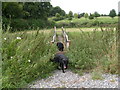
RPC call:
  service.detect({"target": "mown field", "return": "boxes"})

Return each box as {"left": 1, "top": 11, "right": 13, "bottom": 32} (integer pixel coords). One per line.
{"left": 2, "top": 27, "right": 118, "bottom": 88}
{"left": 49, "top": 16, "right": 118, "bottom": 28}
{"left": 3, "top": 16, "right": 118, "bottom": 32}
{"left": 55, "top": 16, "right": 118, "bottom": 24}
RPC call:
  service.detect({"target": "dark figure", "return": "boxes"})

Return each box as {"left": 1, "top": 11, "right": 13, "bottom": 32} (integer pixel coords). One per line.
{"left": 50, "top": 53, "right": 69, "bottom": 73}
{"left": 56, "top": 42, "right": 64, "bottom": 51}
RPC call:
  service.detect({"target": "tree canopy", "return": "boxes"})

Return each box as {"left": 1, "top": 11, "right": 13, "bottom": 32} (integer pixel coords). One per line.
{"left": 49, "top": 6, "right": 66, "bottom": 16}
{"left": 68, "top": 11, "right": 73, "bottom": 17}
{"left": 2, "top": 2, "right": 52, "bottom": 20}
{"left": 94, "top": 12, "right": 100, "bottom": 18}
{"left": 84, "top": 13, "right": 88, "bottom": 19}
{"left": 109, "top": 9, "right": 116, "bottom": 18}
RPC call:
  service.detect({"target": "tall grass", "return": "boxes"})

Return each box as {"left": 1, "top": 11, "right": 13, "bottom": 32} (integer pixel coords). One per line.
{"left": 2, "top": 30, "right": 57, "bottom": 88}
{"left": 67, "top": 27, "right": 118, "bottom": 74}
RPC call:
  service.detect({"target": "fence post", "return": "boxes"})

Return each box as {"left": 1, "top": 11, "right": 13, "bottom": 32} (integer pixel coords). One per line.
{"left": 61, "top": 27, "right": 70, "bottom": 49}
{"left": 51, "top": 26, "right": 56, "bottom": 43}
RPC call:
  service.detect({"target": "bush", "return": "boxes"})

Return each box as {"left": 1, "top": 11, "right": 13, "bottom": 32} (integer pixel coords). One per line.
{"left": 53, "top": 16, "right": 65, "bottom": 21}
{"left": 92, "top": 20, "right": 100, "bottom": 26}
{"left": 56, "top": 22, "right": 69, "bottom": 28}
{"left": 89, "top": 15, "right": 94, "bottom": 19}
{"left": 68, "top": 17, "right": 72, "bottom": 20}
{"left": 2, "top": 18, "right": 55, "bottom": 32}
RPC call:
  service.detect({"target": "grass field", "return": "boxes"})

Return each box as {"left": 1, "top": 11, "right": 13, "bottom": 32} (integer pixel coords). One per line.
{"left": 54, "top": 16, "right": 118, "bottom": 23}
{"left": 48, "top": 16, "right": 118, "bottom": 28}
{"left": 2, "top": 27, "right": 118, "bottom": 88}
{"left": 17, "top": 27, "right": 116, "bottom": 34}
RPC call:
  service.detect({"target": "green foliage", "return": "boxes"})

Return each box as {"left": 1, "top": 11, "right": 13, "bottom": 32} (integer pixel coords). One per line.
{"left": 89, "top": 14, "right": 94, "bottom": 19}
{"left": 94, "top": 12, "right": 100, "bottom": 18}
{"left": 68, "top": 11, "right": 73, "bottom": 18}
{"left": 2, "top": 2, "right": 23, "bottom": 18}
{"left": 55, "top": 13, "right": 60, "bottom": 18}
{"left": 2, "top": 2, "right": 54, "bottom": 32}
{"left": 53, "top": 16, "right": 65, "bottom": 21}
{"left": 109, "top": 9, "right": 116, "bottom": 18}
{"left": 118, "top": 12, "right": 120, "bottom": 16}
{"left": 2, "top": 27, "right": 117, "bottom": 88}
{"left": 23, "top": 2, "right": 52, "bottom": 19}
{"left": 91, "top": 70, "right": 104, "bottom": 80}
{"left": 66, "top": 28, "right": 117, "bottom": 74}
{"left": 2, "top": 31, "right": 57, "bottom": 88}
{"left": 2, "top": 2, "right": 52, "bottom": 20}
{"left": 84, "top": 13, "right": 89, "bottom": 19}
{"left": 77, "top": 13, "right": 85, "bottom": 18}
{"left": 68, "top": 17, "right": 72, "bottom": 20}
{"left": 49, "top": 6, "right": 66, "bottom": 16}
{"left": 55, "top": 16, "right": 118, "bottom": 28}
{"left": 74, "top": 13, "right": 78, "bottom": 18}
{"left": 2, "top": 18, "right": 55, "bottom": 32}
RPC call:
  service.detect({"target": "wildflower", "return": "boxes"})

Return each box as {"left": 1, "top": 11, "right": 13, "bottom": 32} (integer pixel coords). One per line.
{"left": 11, "top": 56, "right": 13, "bottom": 59}
{"left": 71, "top": 21, "right": 73, "bottom": 22}
{"left": 16, "top": 37, "right": 21, "bottom": 40}
{"left": 28, "top": 60, "right": 31, "bottom": 62}
{"left": 28, "top": 49, "right": 30, "bottom": 51}
{"left": 4, "top": 38, "right": 6, "bottom": 40}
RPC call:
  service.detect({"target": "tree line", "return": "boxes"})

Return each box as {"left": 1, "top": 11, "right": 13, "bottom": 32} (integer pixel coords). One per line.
{"left": 2, "top": 2, "right": 66, "bottom": 19}
{"left": 3, "top": 2, "right": 118, "bottom": 19}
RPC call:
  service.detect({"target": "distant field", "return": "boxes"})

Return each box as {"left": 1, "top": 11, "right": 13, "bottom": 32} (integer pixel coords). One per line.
{"left": 55, "top": 16, "right": 118, "bottom": 24}
{"left": 19, "top": 27, "right": 116, "bottom": 34}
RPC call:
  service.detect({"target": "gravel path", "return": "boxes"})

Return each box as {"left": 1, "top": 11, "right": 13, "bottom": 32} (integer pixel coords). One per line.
{"left": 28, "top": 70, "right": 118, "bottom": 88}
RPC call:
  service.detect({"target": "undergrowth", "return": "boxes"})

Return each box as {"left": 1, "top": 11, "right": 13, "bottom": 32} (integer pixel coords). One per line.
{"left": 2, "top": 30, "right": 57, "bottom": 88}
{"left": 67, "top": 27, "right": 118, "bottom": 75}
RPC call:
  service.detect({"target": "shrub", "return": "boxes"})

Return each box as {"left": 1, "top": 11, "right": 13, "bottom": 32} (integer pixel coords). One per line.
{"left": 68, "top": 17, "right": 72, "bottom": 20}
{"left": 53, "top": 16, "right": 65, "bottom": 21}
{"left": 89, "top": 15, "right": 94, "bottom": 19}
{"left": 92, "top": 20, "right": 99, "bottom": 26}
{"left": 2, "top": 18, "right": 55, "bottom": 32}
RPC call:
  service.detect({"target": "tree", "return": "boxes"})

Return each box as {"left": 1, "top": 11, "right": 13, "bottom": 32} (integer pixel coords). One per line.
{"left": 109, "top": 9, "right": 116, "bottom": 18}
{"left": 84, "top": 13, "right": 88, "bottom": 19}
{"left": 80, "top": 13, "right": 85, "bottom": 17}
{"left": 23, "top": 2, "right": 52, "bottom": 19}
{"left": 55, "top": 13, "right": 60, "bottom": 18}
{"left": 49, "top": 6, "right": 66, "bottom": 16}
{"left": 65, "top": 14, "right": 69, "bottom": 18}
{"left": 94, "top": 12, "right": 100, "bottom": 18}
{"left": 118, "top": 12, "right": 120, "bottom": 16}
{"left": 78, "top": 14, "right": 81, "bottom": 18}
{"left": 2, "top": 2, "right": 23, "bottom": 18}
{"left": 68, "top": 11, "right": 73, "bottom": 17}
{"left": 101, "top": 14, "right": 104, "bottom": 16}
{"left": 89, "top": 13, "right": 94, "bottom": 19}
{"left": 78, "top": 13, "right": 85, "bottom": 18}
{"left": 74, "top": 13, "right": 78, "bottom": 18}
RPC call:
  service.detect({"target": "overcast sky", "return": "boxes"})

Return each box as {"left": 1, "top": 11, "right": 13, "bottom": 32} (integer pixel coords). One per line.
{"left": 50, "top": 0, "right": 120, "bottom": 15}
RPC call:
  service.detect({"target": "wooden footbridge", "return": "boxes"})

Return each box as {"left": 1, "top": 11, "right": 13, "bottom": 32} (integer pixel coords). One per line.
{"left": 51, "top": 26, "right": 70, "bottom": 50}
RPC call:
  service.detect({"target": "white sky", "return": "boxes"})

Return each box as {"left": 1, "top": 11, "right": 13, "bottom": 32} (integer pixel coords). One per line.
{"left": 50, "top": 0, "right": 120, "bottom": 15}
